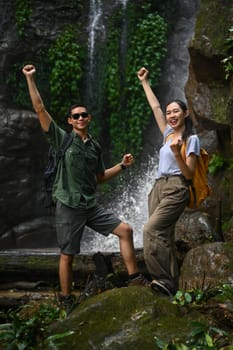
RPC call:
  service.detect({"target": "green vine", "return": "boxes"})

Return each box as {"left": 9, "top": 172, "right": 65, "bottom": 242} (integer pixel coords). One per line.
{"left": 6, "top": 62, "right": 32, "bottom": 109}
{"left": 104, "top": 6, "right": 168, "bottom": 161}
{"left": 48, "top": 26, "right": 84, "bottom": 123}
{"left": 125, "top": 12, "right": 167, "bottom": 157}
{"left": 6, "top": 51, "right": 51, "bottom": 109}
{"left": 208, "top": 154, "right": 233, "bottom": 175}
{"left": 103, "top": 9, "right": 123, "bottom": 161}
{"left": 221, "top": 6, "right": 233, "bottom": 80}
{"left": 6, "top": 26, "right": 83, "bottom": 120}
{"left": 208, "top": 154, "right": 226, "bottom": 175}
{"left": 15, "top": 0, "right": 32, "bottom": 37}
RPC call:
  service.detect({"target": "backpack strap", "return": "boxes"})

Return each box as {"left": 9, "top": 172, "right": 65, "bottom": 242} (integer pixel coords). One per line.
{"left": 57, "top": 132, "right": 74, "bottom": 175}
{"left": 181, "top": 141, "right": 197, "bottom": 207}
{"left": 90, "top": 138, "right": 101, "bottom": 152}
{"left": 47, "top": 132, "right": 73, "bottom": 164}
{"left": 57, "top": 132, "right": 74, "bottom": 159}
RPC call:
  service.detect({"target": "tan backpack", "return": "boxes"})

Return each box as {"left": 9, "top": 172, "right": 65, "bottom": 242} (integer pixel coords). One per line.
{"left": 181, "top": 143, "right": 212, "bottom": 209}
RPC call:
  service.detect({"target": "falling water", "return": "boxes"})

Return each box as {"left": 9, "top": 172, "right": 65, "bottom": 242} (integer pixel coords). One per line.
{"left": 81, "top": 155, "right": 159, "bottom": 252}
{"left": 119, "top": 0, "right": 128, "bottom": 9}
{"left": 87, "top": 0, "right": 104, "bottom": 86}
{"left": 119, "top": 0, "right": 128, "bottom": 76}
{"left": 88, "top": 0, "right": 102, "bottom": 71}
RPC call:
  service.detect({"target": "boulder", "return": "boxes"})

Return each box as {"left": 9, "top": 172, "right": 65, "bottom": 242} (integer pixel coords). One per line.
{"left": 179, "top": 242, "right": 233, "bottom": 291}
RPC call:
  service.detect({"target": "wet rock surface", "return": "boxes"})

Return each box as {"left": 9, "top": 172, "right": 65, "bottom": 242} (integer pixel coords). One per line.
{"left": 48, "top": 286, "right": 233, "bottom": 350}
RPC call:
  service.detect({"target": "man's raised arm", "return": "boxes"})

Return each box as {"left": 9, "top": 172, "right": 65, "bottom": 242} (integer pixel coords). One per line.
{"left": 22, "top": 64, "right": 52, "bottom": 132}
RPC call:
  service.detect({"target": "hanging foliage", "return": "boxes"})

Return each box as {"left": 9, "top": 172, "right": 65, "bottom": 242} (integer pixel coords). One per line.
{"left": 104, "top": 10, "right": 168, "bottom": 161}
{"left": 48, "top": 26, "right": 84, "bottom": 123}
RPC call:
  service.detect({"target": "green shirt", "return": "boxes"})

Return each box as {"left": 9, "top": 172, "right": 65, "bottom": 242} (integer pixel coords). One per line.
{"left": 45, "top": 120, "right": 105, "bottom": 208}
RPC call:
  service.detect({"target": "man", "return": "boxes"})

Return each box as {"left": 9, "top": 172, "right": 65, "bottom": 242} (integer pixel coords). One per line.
{"left": 22, "top": 64, "right": 149, "bottom": 315}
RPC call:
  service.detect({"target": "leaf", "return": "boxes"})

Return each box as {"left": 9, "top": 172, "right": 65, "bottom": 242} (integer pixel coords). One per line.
{"left": 205, "top": 333, "right": 213, "bottom": 347}
{"left": 184, "top": 292, "right": 192, "bottom": 304}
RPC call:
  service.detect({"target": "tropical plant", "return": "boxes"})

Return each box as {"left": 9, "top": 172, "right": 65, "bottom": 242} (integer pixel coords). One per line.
{"left": 221, "top": 7, "right": 233, "bottom": 80}
{"left": 0, "top": 302, "right": 73, "bottom": 349}
{"left": 104, "top": 8, "right": 168, "bottom": 161}
{"left": 208, "top": 154, "right": 233, "bottom": 175}
{"left": 173, "top": 289, "right": 205, "bottom": 306}
{"left": 15, "top": 0, "right": 32, "bottom": 37}
{"left": 155, "top": 322, "right": 231, "bottom": 350}
{"left": 48, "top": 26, "right": 84, "bottom": 124}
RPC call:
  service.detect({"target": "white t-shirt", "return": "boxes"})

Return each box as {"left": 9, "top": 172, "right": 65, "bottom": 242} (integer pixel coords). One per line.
{"left": 156, "top": 126, "right": 200, "bottom": 179}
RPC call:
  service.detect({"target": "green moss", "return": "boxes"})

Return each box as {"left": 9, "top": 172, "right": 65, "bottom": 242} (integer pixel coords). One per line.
{"left": 2, "top": 284, "right": 232, "bottom": 349}
{"left": 223, "top": 242, "right": 233, "bottom": 256}
{"left": 15, "top": 0, "right": 32, "bottom": 37}
{"left": 194, "top": 0, "right": 232, "bottom": 55}
{"left": 48, "top": 287, "right": 208, "bottom": 349}
{"left": 59, "top": 288, "right": 156, "bottom": 349}
{"left": 0, "top": 255, "right": 59, "bottom": 273}
{"left": 209, "top": 83, "right": 229, "bottom": 123}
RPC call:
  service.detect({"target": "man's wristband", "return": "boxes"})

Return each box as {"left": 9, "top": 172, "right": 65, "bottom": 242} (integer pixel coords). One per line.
{"left": 120, "top": 163, "right": 127, "bottom": 170}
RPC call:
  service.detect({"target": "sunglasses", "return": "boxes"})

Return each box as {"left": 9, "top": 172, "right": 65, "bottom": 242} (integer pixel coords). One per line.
{"left": 71, "top": 112, "right": 89, "bottom": 119}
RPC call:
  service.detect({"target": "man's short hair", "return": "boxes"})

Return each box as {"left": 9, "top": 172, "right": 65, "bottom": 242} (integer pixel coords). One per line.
{"left": 66, "top": 103, "right": 89, "bottom": 117}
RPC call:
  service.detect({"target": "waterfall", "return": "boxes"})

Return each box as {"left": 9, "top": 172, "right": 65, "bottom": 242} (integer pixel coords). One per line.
{"left": 120, "top": 0, "right": 128, "bottom": 76}
{"left": 119, "top": 0, "right": 128, "bottom": 9}
{"left": 86, "top": 0, "right": 105, "bottom": 101}
{"left": 85, "top": 0, "right": 128, "bottom": 106}
{"left": 81, "top": 155, "right": 158, "bottom": 252}
{"left": 87, "top": 0, "right": 128, "bottom": 70}
{"left": 88, "top": 0, "right": 103, "bottom": 75}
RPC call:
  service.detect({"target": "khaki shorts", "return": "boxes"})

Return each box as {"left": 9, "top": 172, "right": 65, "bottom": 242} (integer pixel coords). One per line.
{"left": 55, "top": 201, "right": 121, "bottom": 254}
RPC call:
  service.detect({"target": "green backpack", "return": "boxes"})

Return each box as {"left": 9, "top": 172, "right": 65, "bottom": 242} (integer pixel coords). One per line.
{"left": 43, "top": 132, "right": 74, "bottom": 208}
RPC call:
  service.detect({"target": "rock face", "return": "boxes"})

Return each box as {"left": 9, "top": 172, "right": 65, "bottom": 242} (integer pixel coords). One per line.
{"left": 185, "top": 0, "right": 233, "bottom": 218}
{"left": 180, "top": 242, "right": 233, "bottom": 290}
{"left": 0, "top": 108, "right": 53, "bottom": 248}
{"left": 0, "top": 1, "right": 232, "bottom": 262}
{"left": 47, "top": 286, "right": 233, "bottom": 350}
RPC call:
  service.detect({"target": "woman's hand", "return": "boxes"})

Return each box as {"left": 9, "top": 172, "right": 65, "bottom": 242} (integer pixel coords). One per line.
{"left": 137, "top": 67, "right": 149, "bottom": 81}
{"left": 170, "top": 139, "right": 183, "bottom": 157}
{"left": 22, "top": 64, "right": 36, "bottom": 77}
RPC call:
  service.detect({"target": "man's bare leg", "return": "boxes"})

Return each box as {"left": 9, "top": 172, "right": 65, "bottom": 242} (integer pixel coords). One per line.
{"left": 113, "top": 222, "right": 149, "bottom": 286}
{"left": 59, "top": 253, "right": 74, "bottom": 296}
{"left": 113, "top": 222, "right": 141, "bottom": 275}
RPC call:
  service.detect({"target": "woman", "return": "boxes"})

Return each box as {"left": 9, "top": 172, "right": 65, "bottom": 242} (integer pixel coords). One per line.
{"left": 137, "top": 67, "right": 200, "bottom": 297}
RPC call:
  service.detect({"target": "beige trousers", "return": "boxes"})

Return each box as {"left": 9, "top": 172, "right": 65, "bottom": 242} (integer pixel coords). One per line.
{"left": 143, "top": 175, "right": 189, "bottom": 294}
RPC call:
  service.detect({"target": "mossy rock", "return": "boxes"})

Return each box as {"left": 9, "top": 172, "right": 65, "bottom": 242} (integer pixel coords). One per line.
{"left": 48, "top": 287, "right": 206, "bottom": 350}
{"left": 193, "top": 0, "right": 233, "bottom": 56}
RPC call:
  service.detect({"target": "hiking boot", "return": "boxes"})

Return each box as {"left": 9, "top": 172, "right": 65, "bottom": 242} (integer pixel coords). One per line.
{"left": 150, "top": 280, "right": 173, "bottom": 298}
{"left": 58, "top": 294, "right": 77, "bottom": 316}
{"left": 127, "top": 273, "right": 150, "bottom": 287}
